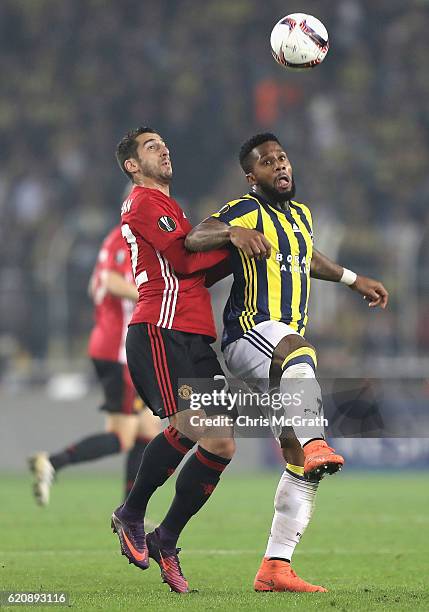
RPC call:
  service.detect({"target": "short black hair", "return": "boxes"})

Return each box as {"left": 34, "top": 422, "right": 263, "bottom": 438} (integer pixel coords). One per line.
{"left": 239, "top": 132, "right": 281, "bottom": 174}
{"left": 116, "top": 126, "right": 157, "bottom": 180}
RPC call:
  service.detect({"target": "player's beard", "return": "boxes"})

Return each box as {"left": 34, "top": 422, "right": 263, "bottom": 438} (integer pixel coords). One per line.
{"left": 141, "top": 159, "right": 173, "bottom": 184}
{"left": 261, "top": 176, "right": 296, "bottom": 203}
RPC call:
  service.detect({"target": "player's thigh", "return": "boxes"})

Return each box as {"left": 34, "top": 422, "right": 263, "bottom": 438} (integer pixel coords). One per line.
{"left": 224, "top": 322, "right": 308, "bottom": 446}
{"left": 136, "top": 407, "right": 161, "bottom": 439}
{"left": 191, "top": 335, "right": 230, "bottom": 402}
{"left": 190, "top": 335, "right": 235, "bottom": 456}
{"left": 169, "top": 409, "right": 206, "bottom": 442}
{"left": 224, "top": 320, "right": 301, "bottom": 392}
{"left": 106, "top": 413, "right": 139, "bottom": 450}
{"left": 167, "top": 336, "right": 233, "bottom": 445}
{"left": 126, "top": 323, "right": 198, "bottom": 421}
{"left": 270, "top": 334, "right": 316, "bottom": 387}
{"left": 191, "top": 336, "right": 224, "bottom": 379}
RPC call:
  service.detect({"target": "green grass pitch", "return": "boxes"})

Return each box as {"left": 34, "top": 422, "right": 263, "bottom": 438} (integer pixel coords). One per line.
{"left": 1, "top": 471, "right": 428, "bottom": 610}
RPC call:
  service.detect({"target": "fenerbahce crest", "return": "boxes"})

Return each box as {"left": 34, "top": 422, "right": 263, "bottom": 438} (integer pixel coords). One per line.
{"left": 158, "top": 216, "right": 177, "bottom": 232}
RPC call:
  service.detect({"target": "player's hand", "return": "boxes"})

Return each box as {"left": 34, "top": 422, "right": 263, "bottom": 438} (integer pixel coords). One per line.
{"left": 350, "top": 275, "right": 389, "bottom": 309}
{"left": 229, "top": 227, "right": 271, "bottom": 260}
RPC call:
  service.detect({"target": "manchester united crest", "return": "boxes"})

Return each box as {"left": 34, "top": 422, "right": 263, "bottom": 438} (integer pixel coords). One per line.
{"left": 178, "top": 384, "right": 193, "bottom": 400}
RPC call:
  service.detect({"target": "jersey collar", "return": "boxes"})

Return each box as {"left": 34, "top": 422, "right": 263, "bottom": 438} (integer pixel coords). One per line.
{"left": 248, "top": 189, "right": 291, "bottom": 214}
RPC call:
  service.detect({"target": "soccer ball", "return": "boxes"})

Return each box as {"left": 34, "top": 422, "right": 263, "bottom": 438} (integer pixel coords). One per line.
{"left": 270, "top": 13, "right": 329, "bottom": 70}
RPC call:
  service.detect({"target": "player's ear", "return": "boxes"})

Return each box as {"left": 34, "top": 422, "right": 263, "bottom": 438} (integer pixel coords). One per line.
{"left": 124, "top": 158, "right": 139, "bottom": 175}
{"left": 246, "top": 172, "right": 257, "bottom": 186}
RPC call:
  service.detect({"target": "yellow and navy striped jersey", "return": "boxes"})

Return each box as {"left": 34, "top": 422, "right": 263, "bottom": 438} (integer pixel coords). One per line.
{"left": 212, "top": 191, "right": 313, "bottom": 349}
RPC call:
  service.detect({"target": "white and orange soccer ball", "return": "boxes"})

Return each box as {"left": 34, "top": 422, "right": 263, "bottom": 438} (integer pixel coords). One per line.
{"left": 270, "top": 13, "right": 329, "bottom": 70}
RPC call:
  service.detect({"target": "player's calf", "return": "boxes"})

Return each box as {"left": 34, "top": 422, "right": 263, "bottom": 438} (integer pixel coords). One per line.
{"left": 279, "top": 347, "right": 345, "bottom": 478}
{"left": 156, "top": 445, "right": 232, "bottom": 550}
{"left": 198, "top": 436, "right": 235, "bottom": 460}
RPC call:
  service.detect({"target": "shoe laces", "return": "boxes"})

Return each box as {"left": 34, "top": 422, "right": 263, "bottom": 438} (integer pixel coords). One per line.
{"left": 311, "top": 441, "right": 334, "bottom": 454}
{"left": 279, "top": 563, "right": 297, "bottom": 578}
{"left": 174, "top": 548, "right": 184, "bottom": 576}
{"left": 130, "top": 521, "right": 146, "bottom": 548}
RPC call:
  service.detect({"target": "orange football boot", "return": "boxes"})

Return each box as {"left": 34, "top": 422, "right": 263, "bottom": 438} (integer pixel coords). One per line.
{"left": 304, "top": 439, "right": 344, "bottom": 480}
{"left": 254, "top": 558, "right": 327, "bottom": 593}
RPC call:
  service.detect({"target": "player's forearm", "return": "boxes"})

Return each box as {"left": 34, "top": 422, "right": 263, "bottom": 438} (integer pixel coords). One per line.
{"left": 185, "top": 218, "right": 232, "bottom": 252}
{"left": 164, "top": 238, "right": 229, "bottom": 275}
{"left": 310, "top": 249, "right": 344, "bottom": 282}
{"left": 204, "top": 257, "right": 232, "bottom": 288}
{"left": 103, "top": 271, "right": 139, "bottom": 301}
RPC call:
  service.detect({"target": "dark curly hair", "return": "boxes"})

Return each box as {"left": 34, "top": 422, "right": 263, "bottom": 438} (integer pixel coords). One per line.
{"left": 239, "top": 132, "right": 280, "bottom": 173}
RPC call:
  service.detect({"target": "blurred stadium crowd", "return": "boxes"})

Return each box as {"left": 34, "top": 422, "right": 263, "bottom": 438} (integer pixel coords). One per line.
{"left": 1, "top": 0, "right": 429, "bottom": 381}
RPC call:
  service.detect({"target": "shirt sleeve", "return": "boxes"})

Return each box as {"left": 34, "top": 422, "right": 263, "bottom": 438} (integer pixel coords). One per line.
{"left": 163, "top": 240, "right": 230, "bottom": 276}
{"left": 211, "top": 197, "right": 259, "bottom": 229}
{"left": 127, "top": 190, "right": 230, "bottom": 275}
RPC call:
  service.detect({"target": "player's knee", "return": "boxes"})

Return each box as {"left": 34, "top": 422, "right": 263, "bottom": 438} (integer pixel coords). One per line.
{"left": 200, "top": 438, "right": 235, "bottom": 460}
{"left": 137, "top": 408, "right": 161, "bottom": 440}
{"left": 281, "top": 343, "right": 317, "bottom": 379}
{"left": 281, "top": 363, "right": 322, "bottom": 409}
{"left": 106, "top": 423, "right": 135, "bottom": 451}
{"left": 283, "top": 362, "right": 315, "bottom": 379}
{"left": 115, "top": 431, "right": 134, "bottom": 451}
{"left": 169, "top": 411, "right": 204, "bottom": 443}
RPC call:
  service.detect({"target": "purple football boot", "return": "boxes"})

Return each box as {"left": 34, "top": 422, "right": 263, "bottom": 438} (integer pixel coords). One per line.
{"left": 146, "top": 528, "right": 190, "bottom": 593}
{"left": 111, "top": 505, "right": 149, "bottom": 570}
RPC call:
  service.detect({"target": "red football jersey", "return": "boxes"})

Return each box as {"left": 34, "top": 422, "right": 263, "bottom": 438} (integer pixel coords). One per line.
{"left": 121, "top": 185, "right": 228, "bottom": 340}
{"left": 88, "top": 226, "right": 135, "bottom": 363}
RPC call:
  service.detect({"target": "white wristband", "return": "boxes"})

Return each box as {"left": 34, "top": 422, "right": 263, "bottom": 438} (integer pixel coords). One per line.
{"left": 340, "top": 268, "right": 357, "bottom": 286}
